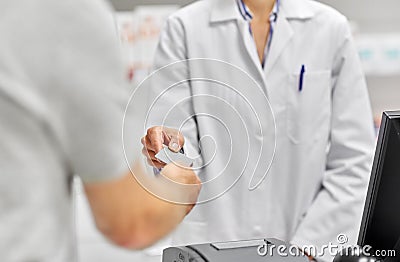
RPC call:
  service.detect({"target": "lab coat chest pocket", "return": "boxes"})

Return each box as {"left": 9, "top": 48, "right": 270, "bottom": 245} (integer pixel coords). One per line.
{"left": 286, "top": 70, "right": 331, "bottom": 144}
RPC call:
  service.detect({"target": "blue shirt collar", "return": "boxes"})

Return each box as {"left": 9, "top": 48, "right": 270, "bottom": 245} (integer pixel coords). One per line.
{"left": 210, "top": 0, "right": 314, "bottom": 24}
{"left": 236, "top": 0, "right": 280, "bottom": 22}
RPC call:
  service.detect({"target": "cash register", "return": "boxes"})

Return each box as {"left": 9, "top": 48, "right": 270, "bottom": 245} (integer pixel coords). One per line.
{"left": 162, "top": 238, "right": 308, "bottom": 262}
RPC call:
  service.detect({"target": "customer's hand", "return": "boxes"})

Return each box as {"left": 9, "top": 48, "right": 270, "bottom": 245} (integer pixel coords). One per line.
{"left": 131, "top": 162, "right": 201, "bottom": 247}
{"left": 160, "top": 163, "right": 201, "bottom": 214}
{"left": 141, "top": 126, "right": 185, "bottom": 169}
{"left": 85, "top": 160, "right": 201, "bottom": 250}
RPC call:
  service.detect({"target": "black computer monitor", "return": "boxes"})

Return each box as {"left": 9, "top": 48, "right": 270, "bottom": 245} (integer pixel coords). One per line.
{"left": 358, "top": 111, "right": 400, "bottom": 259}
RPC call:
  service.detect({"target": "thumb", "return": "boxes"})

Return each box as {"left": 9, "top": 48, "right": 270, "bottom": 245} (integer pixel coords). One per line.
{"left": 168, "top": 135, "right": 182, "bottom": 152}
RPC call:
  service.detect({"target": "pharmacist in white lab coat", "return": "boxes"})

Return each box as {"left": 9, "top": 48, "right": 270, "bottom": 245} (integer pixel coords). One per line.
{"left": 142, "top": 0, "right": 376, "bottom": 260}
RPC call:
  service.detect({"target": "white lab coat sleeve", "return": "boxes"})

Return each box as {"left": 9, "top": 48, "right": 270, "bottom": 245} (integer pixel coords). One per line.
{"left": 291, "top": 18, "right": 375, "bottom": 261}
{"left": 147, "top": 16, "right": 203, "bottom": 167}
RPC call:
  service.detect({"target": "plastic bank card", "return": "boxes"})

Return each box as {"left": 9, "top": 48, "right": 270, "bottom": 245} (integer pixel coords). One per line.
{"left": 155, "top": 146, "right": 194, "bottom": 167}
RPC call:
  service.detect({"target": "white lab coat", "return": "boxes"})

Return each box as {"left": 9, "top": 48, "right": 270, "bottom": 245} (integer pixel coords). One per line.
{"left": 146, "top": 0, "right": 376, "bottom": 260}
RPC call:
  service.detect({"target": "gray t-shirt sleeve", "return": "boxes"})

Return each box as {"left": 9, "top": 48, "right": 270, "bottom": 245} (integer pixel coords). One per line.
{"left": 0, "top": 1, "right": 142, "bottom": 259}
{"left": 52, "top": 1, "right": 138, "bottom": 183}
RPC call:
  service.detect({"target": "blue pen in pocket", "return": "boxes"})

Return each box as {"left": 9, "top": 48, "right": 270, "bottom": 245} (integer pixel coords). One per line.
{"left": 299, "top": 64, "right": 306, "bottom": 92}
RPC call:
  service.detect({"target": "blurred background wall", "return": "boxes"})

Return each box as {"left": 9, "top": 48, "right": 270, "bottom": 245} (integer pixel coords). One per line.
{"left": 319, "top": 0, "right": 400, "bottom": 33}
{"left": 111, "top": 0, "right": 195, "bottom": 9}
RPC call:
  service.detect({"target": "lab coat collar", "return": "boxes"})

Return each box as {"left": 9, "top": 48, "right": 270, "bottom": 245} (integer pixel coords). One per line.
{"left": 210, "top": 0, "right": 315, "bottom": 23}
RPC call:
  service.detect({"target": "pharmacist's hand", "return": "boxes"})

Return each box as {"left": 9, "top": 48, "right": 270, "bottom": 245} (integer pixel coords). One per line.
{"left": 141, "top": 126, "right": 185, "bottom": 169}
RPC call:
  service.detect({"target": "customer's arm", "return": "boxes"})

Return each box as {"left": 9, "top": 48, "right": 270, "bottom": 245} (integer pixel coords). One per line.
{"left": 50, "top": 1, "right": 201, "bottom": 249}
{"left": 84, "top": 163, "right": 201, "bottom": 249}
